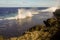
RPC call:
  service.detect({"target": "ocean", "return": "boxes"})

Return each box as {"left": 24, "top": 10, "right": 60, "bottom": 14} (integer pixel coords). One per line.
{"left": 0, "top": 7, "right": 54, "bottom": 37}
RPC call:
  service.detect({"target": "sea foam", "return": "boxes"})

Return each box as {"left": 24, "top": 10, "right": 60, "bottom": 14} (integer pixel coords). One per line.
{"left": 0, "top": 9, "right": 40, "bottom": 20}
{"left": 0, "top": 7, "right": 58, "bottom": 20}
{"left": 40, "top": 7, "right": 58, "bottom": 12}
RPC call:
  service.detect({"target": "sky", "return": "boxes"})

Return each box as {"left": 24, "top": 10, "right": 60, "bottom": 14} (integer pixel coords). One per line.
{"left": 0, "top": 0, "right": 59, "bottom": 7}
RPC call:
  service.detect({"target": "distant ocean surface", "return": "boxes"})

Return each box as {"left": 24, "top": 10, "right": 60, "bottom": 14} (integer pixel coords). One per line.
{"left": 0, "top": 7, "right": 48, "bottom": 18}
{"left": 0, "top": 7, "right": 54, "bottom": 37}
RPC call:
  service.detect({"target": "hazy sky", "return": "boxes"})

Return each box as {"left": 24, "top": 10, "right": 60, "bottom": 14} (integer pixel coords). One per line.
{"left": 0, "top": 0, "right": 58, "bottom": 7}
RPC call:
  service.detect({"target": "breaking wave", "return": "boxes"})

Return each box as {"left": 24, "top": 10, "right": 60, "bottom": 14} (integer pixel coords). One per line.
{"left": 40, "top": 7, "right": 58, "bottom": 12}
{"left": 0, "top": 7, "right": 58, "bottom": 20}
{"left": 0, "top": 9, "right": 40, "bottom": 20}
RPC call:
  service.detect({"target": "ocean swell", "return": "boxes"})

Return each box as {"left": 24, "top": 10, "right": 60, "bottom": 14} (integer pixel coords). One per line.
{"left": 0, "top": 9, "right": 40, "bottom": 20}
{"left": 0, "top": 7, "right": 57, "bottom": 20}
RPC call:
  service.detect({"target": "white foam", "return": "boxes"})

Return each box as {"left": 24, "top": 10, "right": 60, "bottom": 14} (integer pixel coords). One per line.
{"left": 41, "top": 7, "right": 58, "bottom": 12}
{"left": 0, "top": 19, "right": 3, "bottom": 20}
{"left": 0, "top": 16, "right": 17, "bottom": 20}
{"left": 17, "top": 9, "right": 27, "bottom": 19}
{"left": 31, "top": 11, "right": 39, "bottom": 14}
{"left": 0, "top": 9, "right": 41, "bottom": 20}
{"left": 26, "top": 10, "right": 33, "bottom": 17}
{"left": 1, "top": 7, "right": 57, "bottom": 20}
{"left": 17, "top": 9, "right": 39, "bottom": 19}
{"left": 0, "top": 9, "right": 39, "bottom": 20}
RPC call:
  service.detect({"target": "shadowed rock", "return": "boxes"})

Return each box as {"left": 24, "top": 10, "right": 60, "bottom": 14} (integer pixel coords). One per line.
{"left": 50, "top": 9, "right": 60, "bottom": 40}
{"left": 43, "top": 18, "right": 57, "bottom": 27}
{"left": 53, "top": 9, "right": 60, "bottom": 20}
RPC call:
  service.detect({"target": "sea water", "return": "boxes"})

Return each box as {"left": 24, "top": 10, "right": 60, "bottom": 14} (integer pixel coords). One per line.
{"left": 0, "top": 7, "right": 54, "bottom": 37}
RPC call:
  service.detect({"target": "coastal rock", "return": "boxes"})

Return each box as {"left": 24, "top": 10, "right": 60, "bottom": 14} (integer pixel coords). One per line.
{"left": 53, "top": 9, "right": 60, "bottom": 20}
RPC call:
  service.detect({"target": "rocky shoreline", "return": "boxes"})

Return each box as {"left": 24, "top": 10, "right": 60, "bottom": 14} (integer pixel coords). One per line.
{"left": 16, "top": 9, "right": 60, "bottom": 40}
{"left": 17, "top": 18, "right": 59, "bottom": 40}
{"left": 0, "top": 9, "right": 60, "bottom": 40}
